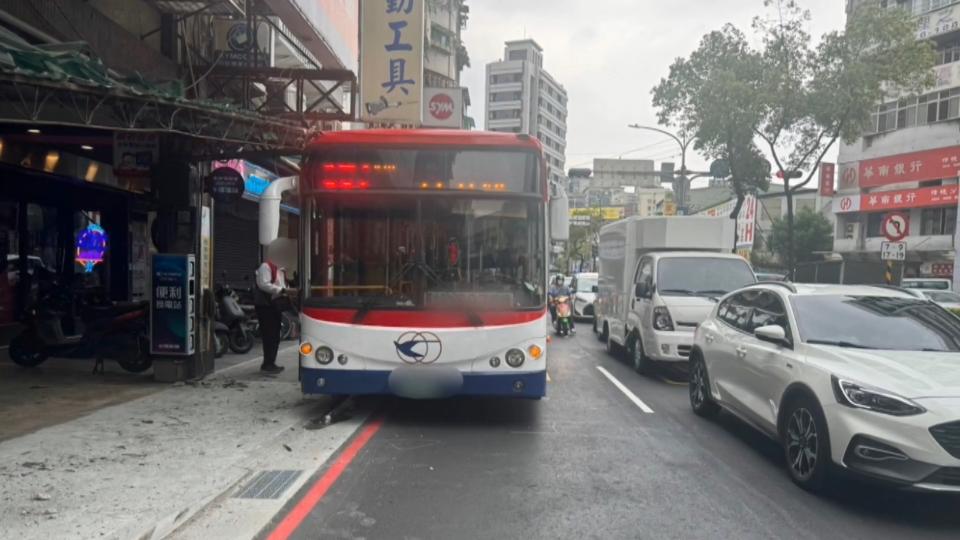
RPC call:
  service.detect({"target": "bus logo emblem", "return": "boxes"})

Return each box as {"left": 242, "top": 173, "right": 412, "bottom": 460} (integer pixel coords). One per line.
{"left": 394, "top": 332, "right": 443, "bottom": 364}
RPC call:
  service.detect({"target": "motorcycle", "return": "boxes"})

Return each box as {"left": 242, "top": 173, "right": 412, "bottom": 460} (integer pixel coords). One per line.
{"left": 9, "top": 284, "right": 151, "bottom": 373}
{"left": 216, "top": 281, "right": 254, "bottom": 354}
{"left": 553, "top": 295, "right": 573, "bottom": 337}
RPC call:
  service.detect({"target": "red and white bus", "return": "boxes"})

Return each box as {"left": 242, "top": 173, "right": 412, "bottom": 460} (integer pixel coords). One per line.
{"left": 259, "top": 130, "right": 568, "bottom": 399}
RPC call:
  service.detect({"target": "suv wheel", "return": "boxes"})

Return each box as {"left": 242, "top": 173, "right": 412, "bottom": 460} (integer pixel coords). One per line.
{"left": 689, "top": 353, "right": 720, "bottom": 418}
{"left": 782, "top": 394, "right": 831, "bottom": 492}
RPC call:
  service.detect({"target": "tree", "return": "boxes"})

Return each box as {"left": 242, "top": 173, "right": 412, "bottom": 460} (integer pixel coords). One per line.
{"left": 652, "top": 25, "right": 771, "bottom": 252}
{"left": 652, "top": 1, "right": 934, "bottom": 273}
{"left": 560, "top": 216, "right": 602, "bottom": 273}
{"left": 767, "top": 208, "right": 833, "bottom": 265}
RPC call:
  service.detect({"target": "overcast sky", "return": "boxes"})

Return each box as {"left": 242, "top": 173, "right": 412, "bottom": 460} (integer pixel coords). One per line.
{"left": 460, "top": 0, "right": 848, "bottom": 178}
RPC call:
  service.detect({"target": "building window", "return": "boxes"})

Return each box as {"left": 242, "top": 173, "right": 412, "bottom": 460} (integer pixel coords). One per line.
{"left": 430, "top": 25, "right": 453, "bottom": 51}
{"left": 490, "top": 73, "right": 522, "bottom": 85}
{"left": 920, "top": 207, "right": 958, "bottom": 235}
{"left": 508, "top": 50, "right": 527, "bottom": 61}
{"left": 914, "top": 0, "right": 955, "bottom": 15}
{"left": 869, "top": 87, "right": 960, "bottom": 134}
{"left": 490, "top": 91, "right": 521, "bottom": 102}
{"left": 937, "top": 41, "right": 960, "bottom": 65}
{"left": 489, "top": 109, "right": 520, "bottom": 120}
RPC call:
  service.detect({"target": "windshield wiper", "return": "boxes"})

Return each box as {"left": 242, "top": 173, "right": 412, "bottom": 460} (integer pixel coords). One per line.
{"left": 697, "top": 289, "right": 728, "bottom": 296}
{"left": 660, "top": 288, "right": 694, "bottom": 295}
{"left": 352, "top": 299, "right": 381, "bottom": 325}
{"left": 806, "top": 339, "right": 876, "bottom": 350}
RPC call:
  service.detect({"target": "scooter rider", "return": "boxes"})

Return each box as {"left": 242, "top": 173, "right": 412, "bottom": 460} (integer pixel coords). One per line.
{"left": 548, "top": 276, "right": 575, "bottom": 333}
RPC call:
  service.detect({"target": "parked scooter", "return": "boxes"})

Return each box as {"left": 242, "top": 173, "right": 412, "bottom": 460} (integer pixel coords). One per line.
{"left": 9, "top": 284, "right": 151, "bottom": 373}
{"left": 553, "top": 295, "right": 573, "bottom": 337}
{"left": 216, "top": 280, "right": 254, "bottom": 354}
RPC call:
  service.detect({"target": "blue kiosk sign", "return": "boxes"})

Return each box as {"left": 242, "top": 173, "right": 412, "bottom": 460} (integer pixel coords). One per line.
{"left": 150, "top": 254, "right": 195, "bottom": 356}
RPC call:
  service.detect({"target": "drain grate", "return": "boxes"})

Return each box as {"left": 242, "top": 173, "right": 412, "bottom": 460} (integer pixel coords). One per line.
{"left": 234, "top": 470, "right": 303, "bottom": 499}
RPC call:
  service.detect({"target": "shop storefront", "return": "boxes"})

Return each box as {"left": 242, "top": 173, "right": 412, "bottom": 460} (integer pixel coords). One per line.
{"left": 212, "top": 160, "right": 300, "bottom": 287}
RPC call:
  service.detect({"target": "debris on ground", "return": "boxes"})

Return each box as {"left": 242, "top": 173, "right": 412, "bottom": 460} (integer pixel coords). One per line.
{"left": 32, "top": 493, "right": 51, "bottom": 501}
{"left": 282, "top": 444, "right": 292, "bottom": 452}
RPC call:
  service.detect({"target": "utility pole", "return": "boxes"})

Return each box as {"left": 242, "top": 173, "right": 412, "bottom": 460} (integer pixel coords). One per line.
{"left": 627, "top": 125, "right": 694, "bottom": 213}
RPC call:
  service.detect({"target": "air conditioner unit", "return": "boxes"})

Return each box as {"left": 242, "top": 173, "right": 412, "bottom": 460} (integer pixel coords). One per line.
{"left": 845, "top": 222, "right": 861, "bottom": 241}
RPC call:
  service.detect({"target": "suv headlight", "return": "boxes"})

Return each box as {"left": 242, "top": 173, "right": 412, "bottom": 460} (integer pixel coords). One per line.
{"left": 653, "top": 306, "right": 674, "bottom": 331}
{"left": 831, "top": 376, "right": 926, "bottom": 417}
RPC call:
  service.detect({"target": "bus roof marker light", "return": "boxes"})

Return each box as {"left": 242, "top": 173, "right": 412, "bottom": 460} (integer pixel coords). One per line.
{"left": 420, "top": 182, "right": 429, "bottom": 189}
{"left": 435, "top": 182, "right": 444, "bottom": 189}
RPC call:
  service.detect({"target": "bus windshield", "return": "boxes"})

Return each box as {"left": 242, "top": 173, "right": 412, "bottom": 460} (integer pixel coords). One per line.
{"left": 306, "top": 195, "right": 545, "bottom": 311}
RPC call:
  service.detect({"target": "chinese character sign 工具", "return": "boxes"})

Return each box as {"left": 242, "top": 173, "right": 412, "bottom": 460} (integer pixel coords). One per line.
{"left": 360, "top": 0, "right": 424, "bottom": 124}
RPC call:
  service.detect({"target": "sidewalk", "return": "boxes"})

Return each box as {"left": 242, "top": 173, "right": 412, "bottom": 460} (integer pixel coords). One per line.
{"left": 0, "top": 345, "right": 366, "bottom": 540}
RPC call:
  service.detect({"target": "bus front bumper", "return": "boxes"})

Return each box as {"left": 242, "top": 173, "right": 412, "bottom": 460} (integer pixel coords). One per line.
{"left": 301, "top": 367, "right": 546, "bottom": 399}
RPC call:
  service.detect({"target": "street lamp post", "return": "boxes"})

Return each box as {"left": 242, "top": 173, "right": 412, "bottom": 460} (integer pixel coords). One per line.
{"left": 627, "top": 124, "right": 695, "bottom": 213}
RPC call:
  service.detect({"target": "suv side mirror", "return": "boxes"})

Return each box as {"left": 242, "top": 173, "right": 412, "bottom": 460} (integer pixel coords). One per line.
{"left": 755, "top": 325, "right": 789, "bottom": 347}
{"left": 591, "top": 285, "right": 599, "bottom": 293}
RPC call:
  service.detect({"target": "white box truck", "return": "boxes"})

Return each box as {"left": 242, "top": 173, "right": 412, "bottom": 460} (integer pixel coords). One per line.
{"left": 595, "top": 217, "right": 756, "bottom": 373}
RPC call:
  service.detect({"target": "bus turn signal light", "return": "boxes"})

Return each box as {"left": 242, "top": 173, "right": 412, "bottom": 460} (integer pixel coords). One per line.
{"left": 300, "top": 343, "right": 313, "bottom": 355}
{"left": 528, "top": 345, "right": 543, "bottom": 359}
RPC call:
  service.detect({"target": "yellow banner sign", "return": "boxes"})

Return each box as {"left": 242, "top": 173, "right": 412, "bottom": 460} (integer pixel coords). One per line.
{"left": 569, "top": 207, "right": 624, "bottom": 220}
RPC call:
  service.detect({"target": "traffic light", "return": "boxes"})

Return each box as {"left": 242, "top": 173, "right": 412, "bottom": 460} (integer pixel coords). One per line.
{"left": 776, "top": 170, "right": 803, "bottom": 180}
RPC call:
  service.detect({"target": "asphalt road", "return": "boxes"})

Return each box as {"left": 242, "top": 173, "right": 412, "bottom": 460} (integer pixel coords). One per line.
{"left": 259, "top": 330, "right": 960, "bottom": 540}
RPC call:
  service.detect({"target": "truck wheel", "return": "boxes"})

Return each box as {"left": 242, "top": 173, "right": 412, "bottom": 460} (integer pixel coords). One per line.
{"left": 629, "top": 334, "right": 651, "bottom": 375}
{"left": 605, "top": 330, "right": 623, "bottom": 359}
{"left": 592, "top": 317, "right": 598, "bottom": 334}
{"left": 599, "top": 322, "right": 609, "bottom": 343}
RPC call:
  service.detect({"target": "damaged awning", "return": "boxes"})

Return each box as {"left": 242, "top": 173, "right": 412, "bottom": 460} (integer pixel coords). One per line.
{"left": 0, "top": 26, "right": 307, "bottom": 158}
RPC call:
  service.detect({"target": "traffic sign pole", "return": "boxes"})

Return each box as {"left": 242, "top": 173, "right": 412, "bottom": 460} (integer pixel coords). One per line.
{"left": 885, "top": 261, "right": 894, "bottom": 285}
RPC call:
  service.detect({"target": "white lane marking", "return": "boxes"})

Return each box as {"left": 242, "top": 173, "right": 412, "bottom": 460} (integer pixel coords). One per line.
{"left": 596, "top": 366, "right": 655, "bottom": 413}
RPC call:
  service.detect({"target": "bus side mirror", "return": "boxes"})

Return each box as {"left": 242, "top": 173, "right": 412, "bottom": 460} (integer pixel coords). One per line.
{"left": 550, "top": 184, "right": 569, "bottom": 242}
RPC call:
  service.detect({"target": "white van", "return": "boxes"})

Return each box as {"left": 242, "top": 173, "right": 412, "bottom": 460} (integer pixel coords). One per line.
{"left": 595, "top": 217, "right": 756, "bottom": 373}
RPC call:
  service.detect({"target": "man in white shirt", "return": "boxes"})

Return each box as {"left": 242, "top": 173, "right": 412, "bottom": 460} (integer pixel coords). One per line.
{"left": 253, "top": 259, "right": 287, "bottom": 374}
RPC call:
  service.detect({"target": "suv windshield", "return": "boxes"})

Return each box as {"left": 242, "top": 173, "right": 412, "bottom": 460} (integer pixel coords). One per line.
{"left": 657, "top": 257, "right": 756, "bottom": 297}
{"left": 793, "top": 295, "right": 960, "bottom": 352}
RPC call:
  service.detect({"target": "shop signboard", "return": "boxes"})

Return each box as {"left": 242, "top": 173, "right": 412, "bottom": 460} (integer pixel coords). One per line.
{"left": 696, "top": 195, "right": 756, "bottom": 250}
{"left": 422, "top": 87, "right": 464, "bottom": 128}
{"left": 213, "top": 18, "right": 272, "bottom": 67}
{"left": 113, "top": 133, "right": 158, "bottom": 178}
{"left": 857, "top": 146, "right": 960, "bottom": 188}
{"left": 836, "top": 186, "right": 959, "bottom": 213}
{"left": 834, "top": 193, "right": 862, "bottom": 214}
{"left": 150, "top": 254, "right": 195, "bottom": 356}
{"left": 819, "top": 163, "right": 835, "bottom": 197}
{"left": 360, "top": 0, "right": 424, "bottom": 125}
{"left": 209, "top": 167, "right": 245, "bottom": 203}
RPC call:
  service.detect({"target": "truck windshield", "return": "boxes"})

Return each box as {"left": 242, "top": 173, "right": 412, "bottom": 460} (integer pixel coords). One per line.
{"left": 657, "top": 257, "right": 755, "bottom": 297}
{"left": 306, "top": 195, "right": 545, "bottom": 311}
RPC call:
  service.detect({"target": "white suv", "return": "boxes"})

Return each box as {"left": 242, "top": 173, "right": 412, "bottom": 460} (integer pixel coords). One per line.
{"left": 690, "top": 283, "right": 960, "bottom": 492}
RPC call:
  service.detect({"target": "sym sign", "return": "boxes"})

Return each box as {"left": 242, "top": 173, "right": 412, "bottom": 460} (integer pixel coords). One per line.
{"left": 422, "top": 87, "right": 464, "bottom": 128}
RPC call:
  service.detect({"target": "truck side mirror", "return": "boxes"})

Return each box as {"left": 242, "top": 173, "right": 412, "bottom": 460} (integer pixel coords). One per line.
{"left": 591, "top": 285, "right": 599, "bottom": 293}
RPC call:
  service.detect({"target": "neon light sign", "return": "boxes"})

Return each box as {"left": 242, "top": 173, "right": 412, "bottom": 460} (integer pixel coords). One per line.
{"left": 76, "top": 223, "right": 108, "bottom": 273}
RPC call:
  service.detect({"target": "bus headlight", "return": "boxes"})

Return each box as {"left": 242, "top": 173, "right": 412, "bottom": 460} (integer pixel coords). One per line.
{"left": 315, "top": 346, "right": 334, "bottom": 365}
{"left": 505, "top": 348, "right": 525, "bottom": 368}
